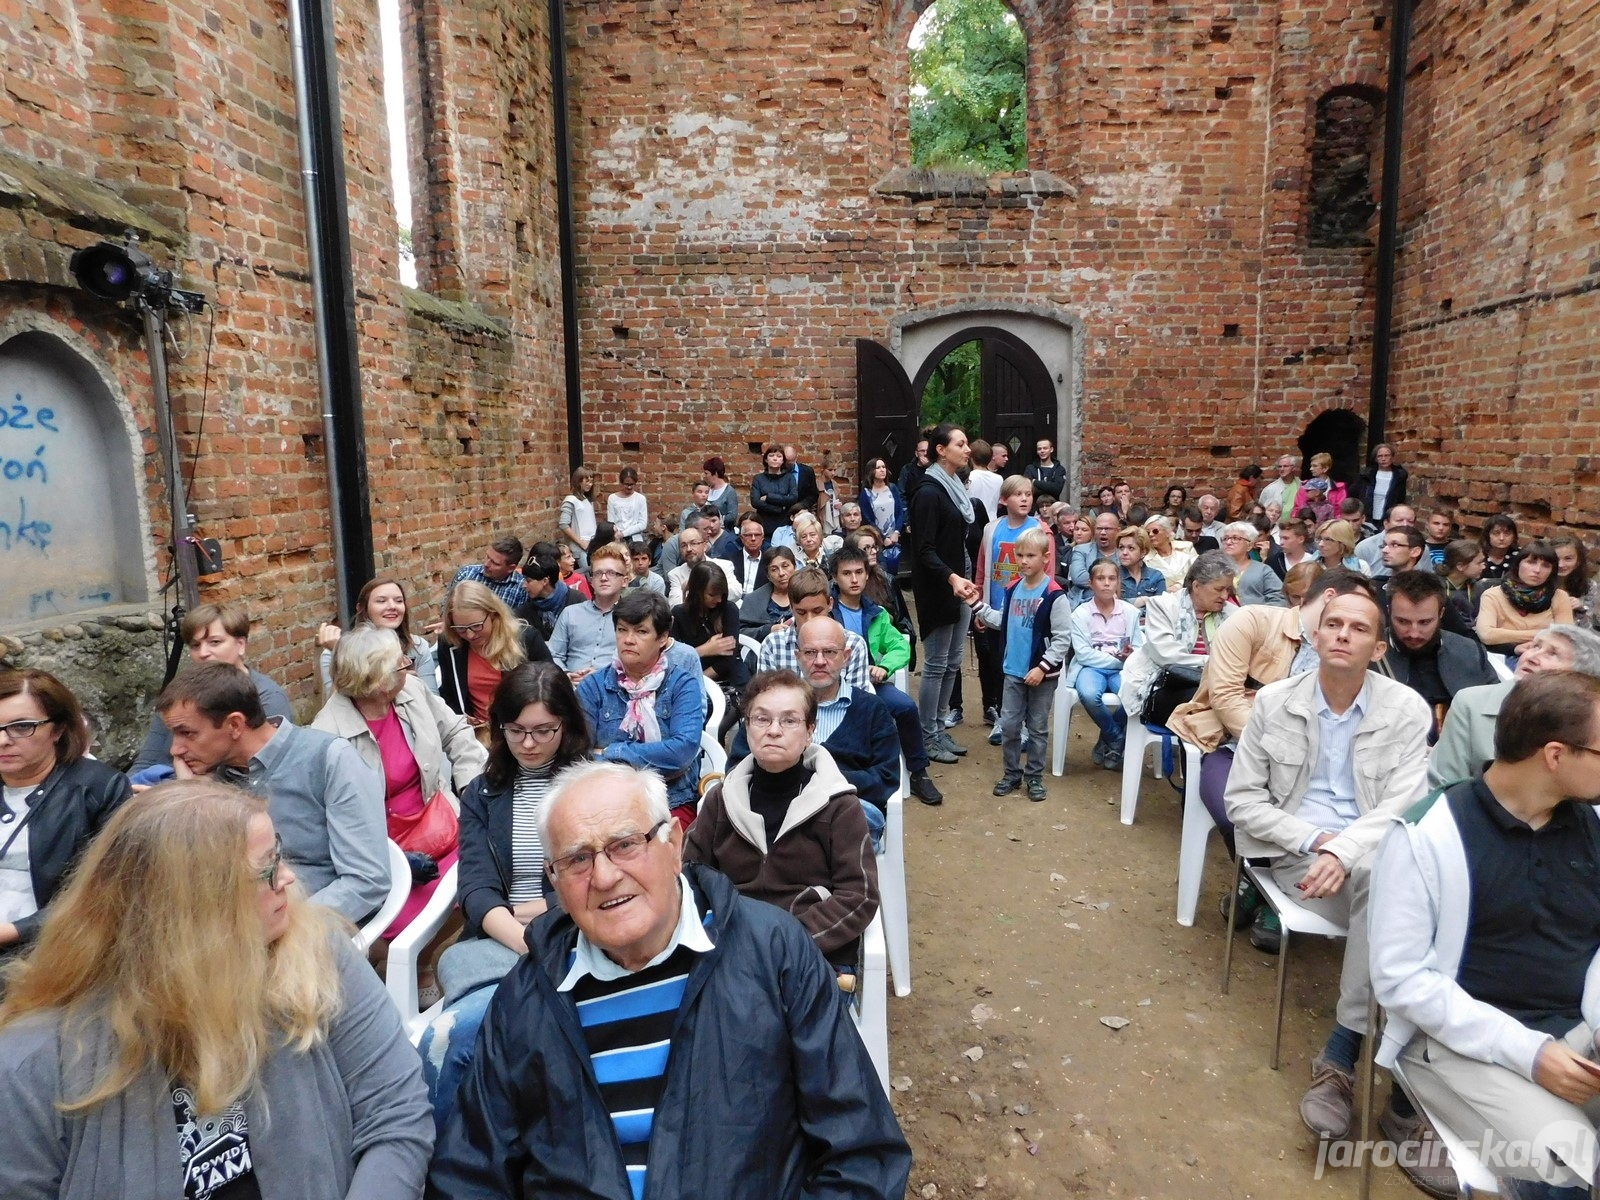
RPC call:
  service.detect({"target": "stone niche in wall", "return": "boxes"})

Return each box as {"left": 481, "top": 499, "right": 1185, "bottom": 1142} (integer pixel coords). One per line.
{"left": 0, "top": 328, "right": 150, "bottom": 622}
{"left": 0, "top": 322, "right": 164, "bottom": 767}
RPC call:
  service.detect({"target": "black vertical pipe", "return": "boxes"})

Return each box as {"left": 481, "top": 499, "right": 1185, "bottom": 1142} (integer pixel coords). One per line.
{"left": 1368, "top": 0, "right": 1413, "bottom": 451}
{"left": 548, "top": 0, "right": 584, "bottom": 470}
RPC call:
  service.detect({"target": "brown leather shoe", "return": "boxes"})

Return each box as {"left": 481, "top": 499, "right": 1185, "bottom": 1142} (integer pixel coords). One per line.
{"left": 1299, "top": 1055, "right": 1355, "bottom": 1139}
{"left": 1377, "top": 1099, "right": 1459, "bottom": 1199}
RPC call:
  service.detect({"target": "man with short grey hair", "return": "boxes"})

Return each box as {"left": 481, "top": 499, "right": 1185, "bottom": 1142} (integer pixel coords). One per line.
{"left": 428, "top": 762, "right": 910, "bottom": 1200}
{"left": 1198, "top": 494, "right": 1228, "bottom": 542}
{"left": 1429, "top": 625, "right": 1600, "bottom": 787}
{"left": 1260, "top": 455, "right": 1301, "bottom": 515}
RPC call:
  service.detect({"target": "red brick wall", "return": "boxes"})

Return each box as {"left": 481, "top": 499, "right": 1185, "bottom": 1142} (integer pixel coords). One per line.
{"left": 1384, "top": 0, "right": 1600, "bottom": 536}
{"left": 1, "top": 0, "right": 568, "bottom": 701}
{"left": 565, "top": 0, "right": 1390, "bottom": 508}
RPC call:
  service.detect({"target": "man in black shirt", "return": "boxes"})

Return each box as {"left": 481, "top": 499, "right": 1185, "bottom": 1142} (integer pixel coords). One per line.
{"left": 1371, "top": 671, "right": 1600, "bottom": 1198}
{"left": 1377, "top": 571, "right": 1499, "bottom": 729}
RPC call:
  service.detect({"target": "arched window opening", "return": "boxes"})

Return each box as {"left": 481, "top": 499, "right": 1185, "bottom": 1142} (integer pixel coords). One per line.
{"left": 909, "top": 0, "right": 1027, "bottom": 173}
{"left": 1297, "top": 409, "right": 1367, "bottom": 487}
{"left": 920, "top": 339, "right": 982, "bottom": 431}
{"left": 1308, "top": 88, "right": 1382, "bottom": 249}
{"left": 0, "top": 332, "right": 148, "bottom": 623}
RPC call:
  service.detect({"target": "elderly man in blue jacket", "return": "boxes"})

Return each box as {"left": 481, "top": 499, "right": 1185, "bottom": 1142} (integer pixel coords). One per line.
{"left": 426, "top": 760, "right": 911, "bottom": 1200}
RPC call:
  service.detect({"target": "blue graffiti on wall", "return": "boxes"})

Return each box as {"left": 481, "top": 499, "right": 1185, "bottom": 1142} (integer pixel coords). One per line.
{"left": 0, "top": 395, "right": 60, "bottom": 556}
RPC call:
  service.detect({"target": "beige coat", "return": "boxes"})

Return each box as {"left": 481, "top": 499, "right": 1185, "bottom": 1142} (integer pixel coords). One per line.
{"left": 1475, "top": 585, "right": 1575, "bottom": 649}
{"left": 1224, "top": 670, "right": 1432, "bottom": 866}
{"left": 312, "top": 674, "right": 486, "bottom": 806}
{"left": 1166, "top": 604, "right": 1305, "bottom": 752}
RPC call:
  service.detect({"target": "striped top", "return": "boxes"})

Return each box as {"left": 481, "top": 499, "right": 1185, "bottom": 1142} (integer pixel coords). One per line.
{"left": 569, "top": 945, "right": 698, "bottom": 1200}
{"left": 508, "top": 763, "right": 554, "bottom": 904}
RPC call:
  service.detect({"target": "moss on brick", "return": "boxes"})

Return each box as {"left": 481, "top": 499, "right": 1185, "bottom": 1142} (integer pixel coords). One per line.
{"left": 401, "top": 286, "right": 510, "bottom": 339}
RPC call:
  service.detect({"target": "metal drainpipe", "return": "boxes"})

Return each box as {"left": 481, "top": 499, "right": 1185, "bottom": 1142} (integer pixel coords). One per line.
{"left": 288, "top": 0, "right": 375, "bottom": 622}
{"left": 549, "top": 0, "right": 584, "bottom": 470}
{"left": 1367, "top": 0, "right": 1414, "bottom": 452}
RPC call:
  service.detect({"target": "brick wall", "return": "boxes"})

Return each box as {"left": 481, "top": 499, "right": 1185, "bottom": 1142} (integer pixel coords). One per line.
{"left": 1383, "top": 0, "right": 1600, "bottom": 535}
{"left": 565, "top": 0, "right": 1391, "bottom": 509}
{"left": 0, "top": 0, "right": 567, "bottom": 708}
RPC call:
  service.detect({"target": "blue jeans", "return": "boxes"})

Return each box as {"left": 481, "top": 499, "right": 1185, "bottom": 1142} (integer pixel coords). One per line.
{"left": 860, "top": 797, "right": 885, "bottom": 855}
{"left": 419, "top": 982, "right": 497, "bottom": 1134}
{"left": 1075, "top": 667, "right": 1126, "bottom": 745}
{"left": 877, "top": 681, "right": 930, "bottom": 772}
{"left": 917, "top": 609, "right": 971, "bottom": 737}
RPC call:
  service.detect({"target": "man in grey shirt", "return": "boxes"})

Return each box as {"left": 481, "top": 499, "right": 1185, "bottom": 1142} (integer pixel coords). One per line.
{"left": 131, "top": 601, "right": 294, "bottom": 778}
{"left": 155, "top": 662, "right": 388, "bottom": 923}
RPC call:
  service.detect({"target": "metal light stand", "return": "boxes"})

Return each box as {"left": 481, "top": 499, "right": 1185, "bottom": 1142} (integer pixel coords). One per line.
{"left": 140, "top": 299, "right": 200, "bottom": 614}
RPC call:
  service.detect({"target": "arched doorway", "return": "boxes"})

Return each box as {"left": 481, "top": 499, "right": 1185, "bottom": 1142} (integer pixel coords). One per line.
{"left": 856, "top": 325, "right": 1059, "bottom": 484}
{"left": 1297, "top": 409, "right": 1366, "bottom": 487}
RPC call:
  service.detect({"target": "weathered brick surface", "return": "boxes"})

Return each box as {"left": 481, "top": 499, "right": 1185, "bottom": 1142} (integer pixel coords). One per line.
{"left": 1383, "top": 0, "right": 1600, "bottom": 535}
{"left": 565, "top": 0, "right": 1390, "bottom": 502}
{"left": 1, "top": 0, "right": 566, "bottom": 700}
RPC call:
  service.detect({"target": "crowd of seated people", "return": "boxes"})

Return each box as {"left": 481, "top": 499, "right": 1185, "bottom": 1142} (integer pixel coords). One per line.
{"left": 5, "top": 431, "right": 1600, "bottom": 1200}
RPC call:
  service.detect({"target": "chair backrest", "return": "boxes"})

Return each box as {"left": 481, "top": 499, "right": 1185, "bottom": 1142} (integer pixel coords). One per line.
{"left": 698, "top": 731, "right": 728, "bottom": 800}
{"left": 354, "top": 840, "right": 412, "bottom": 952}
{"left": 702, "top": 673, "right": 726, "bottom": 733}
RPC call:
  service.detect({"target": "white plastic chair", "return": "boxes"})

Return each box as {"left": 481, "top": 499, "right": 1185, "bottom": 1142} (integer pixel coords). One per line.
{"left": 878, "top": 761, "right": 910, "bottom": 997}
{"left": 1221, "top": 858, "right": 1348, "bottom": 1069}
{"left": 1118, "top": 720, "right": 1185, "bottom": 823}
{"left": 386, "top": 862, "right": 458, "bottom": 1040}
{"left": 1173, "top": 763, "right": 1220, "bottom": 926}
{"left": 699, "top": 730, "right": 727, "bottom": 780}
{"left": 1387, "top": 1057, "right": 1500, "bottom": 1197}
{"left": 850, "top": 914, "right": 891, "bottom": 1096}
{"left": 354, "top": 839, "right": 412, "bottom": 953}
{"left": 1048, "top": 672, "right": 1120, "bottom": 777}
{"left": 890, "top": 666, "right": 909, "bottom": 695}
{"left": 702, "top": 673, "right": 725, "bottom": 734}
{"left": 738, "top": 633, "right": 763, "bottom": 670}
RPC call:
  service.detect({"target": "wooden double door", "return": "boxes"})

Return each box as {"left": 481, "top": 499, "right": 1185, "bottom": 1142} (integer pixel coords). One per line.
{"left": 856, "top": 326, "right": 1057, "bottom": 483}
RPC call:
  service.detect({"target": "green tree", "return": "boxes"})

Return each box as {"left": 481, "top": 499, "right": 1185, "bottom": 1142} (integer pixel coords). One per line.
{"left": 920, "top": 340, "right": 982, "bottom": 432}
{"left": 909, "top": 0, "right": 1027, "bottom": 173}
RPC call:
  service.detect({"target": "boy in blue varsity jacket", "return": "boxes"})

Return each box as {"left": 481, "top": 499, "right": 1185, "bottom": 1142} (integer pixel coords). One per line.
{"left": 970, "top": 527, "right": 1074, "bottom": 801}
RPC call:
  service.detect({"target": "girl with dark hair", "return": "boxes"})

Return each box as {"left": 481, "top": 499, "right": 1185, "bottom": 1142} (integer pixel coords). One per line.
{"left": 672, "top": 561, "right": 749, "bottom": 690}
{"left": 316, "top": 575, "right": 438, "bottom": 697}
{"left": 1440, "top": 538, "right": 1487, "bottom": 627}
{"left": 1161, "top": 484, "right": 1188, "bottom": 519}
{"left": 0, "top": 668, "right": 131, "bottom": 961}
{"left": 423, "top": 662, "right": 592, "bottom": 1126}
{"left": 908, "top": 423, "right": 981, "bottom": 770}
{"left": 1477, "top": 540, "right": 1576, "bottom": 656}
{"left": 1551, "top": 531, "right": 1593, "bottom": 624}
{"left": 1479, "top": 513, "right": 1519, "bottom": 581}
{"left": 751, "top": 444, "right": 800, "bottom": 541}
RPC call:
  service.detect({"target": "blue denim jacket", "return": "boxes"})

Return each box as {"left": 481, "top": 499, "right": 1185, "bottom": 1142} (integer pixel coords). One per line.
{"left": 577, "top": 661, "right": 703, "bottom": 809}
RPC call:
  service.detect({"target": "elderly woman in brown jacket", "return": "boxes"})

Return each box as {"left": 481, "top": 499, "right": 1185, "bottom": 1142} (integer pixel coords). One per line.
{"left": 685, "top": 669, "right": 877, "bottom": 970}
{"left": 1168, "top": 567, "right": 1376, "bottom": 858}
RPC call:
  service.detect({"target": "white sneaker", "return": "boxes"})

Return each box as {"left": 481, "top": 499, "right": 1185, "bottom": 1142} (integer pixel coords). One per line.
{"left": 988, "top": 720, "right": 1004, "bottom": 746}
{"left": 944, "top": 707, "right": 964, "bottom": 728}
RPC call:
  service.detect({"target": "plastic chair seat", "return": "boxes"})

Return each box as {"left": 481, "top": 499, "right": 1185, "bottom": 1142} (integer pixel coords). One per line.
{"left": 1049, "top": 675, "right": 1121, "bottom": 777}
{"left": 880, "top": 764, "right": 910, "bottom": 997}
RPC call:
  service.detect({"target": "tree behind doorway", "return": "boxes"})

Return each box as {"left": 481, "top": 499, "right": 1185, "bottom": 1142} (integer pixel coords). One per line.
{"left": 919, "top": 339, "right": 981, "bottom": 432}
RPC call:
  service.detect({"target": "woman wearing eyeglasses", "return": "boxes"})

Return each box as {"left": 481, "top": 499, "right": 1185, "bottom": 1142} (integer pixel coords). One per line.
{"left": 437, "top": 581, "right": 550, "bottom": 732}
{"left": 1219, "top": 520, "right": 1287, "bottom": 607}
{"left": 420, "top": 662, "right": 590, "bottom": 1129}
{"left": 0, "top": 781, "right": 433, "bottom": 1196}
{"left": 684, "top": 669, "right": 877, "bottom": 971}
{"left": 0, "top": 669, "right": 130, "bottom": 968}
{"left": 311, "top": 627, "right": 486, "bottom": 942}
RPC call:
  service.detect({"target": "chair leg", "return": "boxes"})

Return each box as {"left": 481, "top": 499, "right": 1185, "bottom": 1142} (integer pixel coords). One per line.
{"left": 1050, "top": 686, "right": 1073, "bottom": 777}
{"left": 1175, "top": 753, "right": 1211, "bottom": 925}
{"left": 1271, "top": 927, "right": 1292, "bottom": 1071}
{"left": 1221, "top": 854, "right": 1244, "bottom": 993}
{"left": 1119, "top": 722, "right": 1151, "bottom": 825}
{"left": 1358, "top": 989, "right": 1380, "bottom": 1200}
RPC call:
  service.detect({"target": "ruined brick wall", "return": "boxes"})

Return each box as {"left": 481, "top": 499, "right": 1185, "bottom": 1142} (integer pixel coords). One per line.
{"left": 1, "top": 0, "right": 567, "bottom": 709}
{"left": 1383, "top": 0, "right": 1600, "bottom": 536}
{"left": 564, "top": 0, "right": 1390, "bottom": 507}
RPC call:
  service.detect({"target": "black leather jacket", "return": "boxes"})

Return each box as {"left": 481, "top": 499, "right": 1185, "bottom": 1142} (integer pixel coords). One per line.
{"left": 6, "top": 757, "right": 132, "bottom": 944}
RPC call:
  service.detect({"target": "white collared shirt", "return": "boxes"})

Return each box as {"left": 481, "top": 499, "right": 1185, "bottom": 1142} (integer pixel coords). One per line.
{"left": 1296, "top": 678, "right": 1370, "bottom": 849}
{"left": 557, "top": 875, "right": 715, "bottom": 992}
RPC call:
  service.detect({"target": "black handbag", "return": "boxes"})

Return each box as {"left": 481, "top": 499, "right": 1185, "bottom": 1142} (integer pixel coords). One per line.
{"left": 1141, "top": 663, "right": 1203, "bottom": 728}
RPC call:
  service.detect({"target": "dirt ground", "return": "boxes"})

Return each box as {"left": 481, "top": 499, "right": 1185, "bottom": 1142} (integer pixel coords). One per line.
{"left": 887, "top": 666, "right": 1423, "bottom": 1200}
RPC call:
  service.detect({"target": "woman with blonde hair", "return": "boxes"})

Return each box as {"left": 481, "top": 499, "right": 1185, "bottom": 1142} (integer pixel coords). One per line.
{"left": 0, "top": 781, "right": 432, "bottom": 1197}
{"left": 438, "top": 580, "right": 549, "bottom": 729}
{"left": 1314, "top": 519, "right": 1368, "bottom": 575}
{"left": 313, "top": 626, "right": 486, "bottom": 940}
{"left": 791, "top": 511, "right": 828, "bottom": 572}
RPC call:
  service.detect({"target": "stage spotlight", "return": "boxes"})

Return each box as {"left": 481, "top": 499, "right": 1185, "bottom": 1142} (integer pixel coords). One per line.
{"left": 69, "top": 241, "right": 169, "bottom": 304}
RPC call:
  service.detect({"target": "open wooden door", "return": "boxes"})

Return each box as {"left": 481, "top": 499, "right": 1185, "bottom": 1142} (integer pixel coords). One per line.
{"left": 856, "top": 339, "right": 919, "bottom": 481}
{"left": 982, "top": 331, "right": 1057, "bottom": 470}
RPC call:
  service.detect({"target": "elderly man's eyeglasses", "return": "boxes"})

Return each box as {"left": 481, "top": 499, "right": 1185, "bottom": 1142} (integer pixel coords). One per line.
{"left": 504, "top": 722, "right": 562, "bottom": 744}
{"left": 0, "top": 718, "right": 56, "bottom": 741}
{"left": 547, "top": 819, "right": 669, "bottom": 881}
{"left": 799, "top": 647, "right": 843, "bottom": 660}
{"left": 255, "top": 835, "right": 286, "bottom": 889}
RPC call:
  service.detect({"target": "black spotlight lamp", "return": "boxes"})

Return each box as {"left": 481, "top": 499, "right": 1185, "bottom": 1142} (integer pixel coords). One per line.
{"left": 69, "top": 241, "right": 171, "bottom": 305}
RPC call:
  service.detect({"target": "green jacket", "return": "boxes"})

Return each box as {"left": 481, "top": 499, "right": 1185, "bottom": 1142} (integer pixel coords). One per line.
{"left": 833, "top": 594, "right": 910, "bottom": 676}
